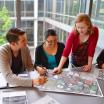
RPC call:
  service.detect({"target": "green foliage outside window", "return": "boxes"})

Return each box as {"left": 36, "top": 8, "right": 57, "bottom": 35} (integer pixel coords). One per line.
{"left": 0, "top": 6, "right": 12, "bottom": 45}
{"left": 0, "top": 35, "right": 6, "bottom": 45}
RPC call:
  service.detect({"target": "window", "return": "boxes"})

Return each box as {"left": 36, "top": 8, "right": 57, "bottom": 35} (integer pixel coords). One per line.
{"left": 91, "top": 0, "right": 104, "bottom": 49}
{"left": 21, "top": 21, "right": 34, "bottom": 46}
{"left": 21, "top": 0, "right": 34, "bottom": 17}
{"left": 38, "top": 0, "right": 44, "bottom": 17}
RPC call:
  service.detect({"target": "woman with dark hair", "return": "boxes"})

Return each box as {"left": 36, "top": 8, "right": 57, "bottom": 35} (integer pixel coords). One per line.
{"left": 34, "top": 29, "right": 69, "bottom": 75}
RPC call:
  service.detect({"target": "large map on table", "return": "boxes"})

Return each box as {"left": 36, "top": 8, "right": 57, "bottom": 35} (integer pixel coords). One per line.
{"left": 37, "top": 70, "right": 103, "bottom": 97}
{"left": 98, "top": 69, "right": 104, "bottom": 80}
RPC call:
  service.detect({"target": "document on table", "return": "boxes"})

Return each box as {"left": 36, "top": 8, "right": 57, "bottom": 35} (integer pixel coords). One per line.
{"left": 29, "top": 70, "right": 39, "bottom": 79}
{"left": 0, "top": 73, "right": 7, "bottom": 88}
{"left": 2, "top": 91, "right": 28, "bottom": 104}
{"left": 0, "top": 91, "right": 2, "bottom": 104}
{"left": 32, "top": 95, "right": 61, "bottom": 104}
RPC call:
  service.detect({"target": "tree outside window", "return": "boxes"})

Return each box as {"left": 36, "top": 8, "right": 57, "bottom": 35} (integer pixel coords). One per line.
{"left": 0, "top": 6, "right": 12, "bottom": 45}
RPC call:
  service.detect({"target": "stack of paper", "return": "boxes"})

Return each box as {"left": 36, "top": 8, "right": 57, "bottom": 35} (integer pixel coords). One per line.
{"left": 2, "top": 91, "right": 27, "bottom": 104}
{"left": 0, "top": 73, "right": 7, "bottom": 88}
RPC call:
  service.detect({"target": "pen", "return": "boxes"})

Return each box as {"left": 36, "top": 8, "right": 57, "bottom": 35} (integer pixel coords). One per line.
{"left": 39, "top": 65, "right": 48, "bottom": 76}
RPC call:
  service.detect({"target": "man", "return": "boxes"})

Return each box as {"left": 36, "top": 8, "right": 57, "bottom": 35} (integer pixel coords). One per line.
{"left": 0, "top": 28, "right": 46, "bottom": 87}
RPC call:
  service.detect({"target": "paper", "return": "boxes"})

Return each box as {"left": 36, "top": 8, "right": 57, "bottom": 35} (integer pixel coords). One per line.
{"left": 18, "top": 73, "right": 29, "bottom": 77}
{"left": 32, "top": 95, "right": 61, "bottom": 104}
{"left": 2, "top": 91, "right": 27, "bottom": 104}
{"left": 29, "top": 71, "right": 39, "bottom": 79}
{"left": 0, "top": 73, "right": 7, "bottom": 88}
{"left": 0, "top": 91, "right": 2, "bottom": 104}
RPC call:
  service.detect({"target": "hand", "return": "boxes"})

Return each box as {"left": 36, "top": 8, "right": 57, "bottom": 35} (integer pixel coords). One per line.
{"left": 53, "top": 67, "right": 62, "bottom": 74}
{"left": 32, "top": 76, "right": 47, "bottom": 86}
{"left": 82, "top": 64, "right": 92, "bottom": 72}
{"left": 36, "top": 66, "right": 47, "bottom": 75}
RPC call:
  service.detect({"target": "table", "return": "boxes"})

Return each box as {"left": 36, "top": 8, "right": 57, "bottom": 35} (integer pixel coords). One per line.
{"left": 0, "top": 78, "right": 104, "bottom": 104}
{"left": 0, "top": 67, "right": 104, "bottom": 104}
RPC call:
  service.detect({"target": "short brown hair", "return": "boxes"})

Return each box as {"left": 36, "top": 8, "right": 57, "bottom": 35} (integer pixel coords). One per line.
{"left": 6, "top": 28, "right": 25, "bottom": 43}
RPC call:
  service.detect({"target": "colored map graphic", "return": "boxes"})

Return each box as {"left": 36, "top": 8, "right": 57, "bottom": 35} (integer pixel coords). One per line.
{"left": 38, "top": 70, "right": 103, "bottom": 97}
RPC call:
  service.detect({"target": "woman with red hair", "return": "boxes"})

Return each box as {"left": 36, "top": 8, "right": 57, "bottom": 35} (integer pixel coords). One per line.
{"left": 53, "top": 13, "right": 99, "bottom": 73}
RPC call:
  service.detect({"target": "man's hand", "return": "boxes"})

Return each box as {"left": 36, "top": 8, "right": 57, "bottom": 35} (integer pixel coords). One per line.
{"left": 32, "top": 76, "right": 47, "bottom": 86}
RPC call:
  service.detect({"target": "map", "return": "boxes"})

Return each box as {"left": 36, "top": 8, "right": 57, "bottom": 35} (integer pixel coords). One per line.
{"left": 37, "top": 70, "right": 103, "bottom": 97}
{"left": 98, "top": 69, "right": 104, "bottom": 80}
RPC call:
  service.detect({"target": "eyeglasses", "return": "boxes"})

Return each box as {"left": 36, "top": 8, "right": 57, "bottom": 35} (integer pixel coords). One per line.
{"left": 46, "top": 39, "right": 57, "bottom": 44}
